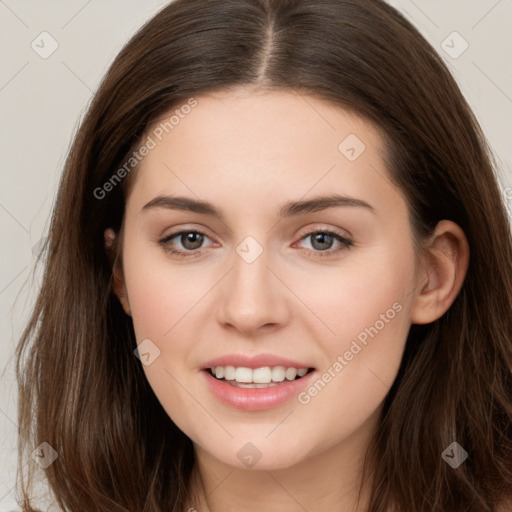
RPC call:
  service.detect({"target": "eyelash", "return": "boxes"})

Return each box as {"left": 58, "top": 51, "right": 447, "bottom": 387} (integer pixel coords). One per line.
{"left": 158, "top": 229, "right": 353, "bottom": 260}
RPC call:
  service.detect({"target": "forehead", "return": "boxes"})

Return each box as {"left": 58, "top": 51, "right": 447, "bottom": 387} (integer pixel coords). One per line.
{"left": 145, "top": 88, "right": 384, "bottom": 161}
{"left": 125, "top": 88, "right": 400, "bottom": 217}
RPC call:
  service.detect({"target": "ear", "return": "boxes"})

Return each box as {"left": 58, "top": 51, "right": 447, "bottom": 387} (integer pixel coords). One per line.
{"left": 104, "top": 228, "right": 131, "bottom": 317}
{"left": 411, "top": 220, "right": 469, "bottom": 325}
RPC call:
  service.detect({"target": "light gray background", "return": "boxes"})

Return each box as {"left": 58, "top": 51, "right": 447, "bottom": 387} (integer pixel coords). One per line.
{"left": 1, "top": 1, "right": 511, "bottom": 510}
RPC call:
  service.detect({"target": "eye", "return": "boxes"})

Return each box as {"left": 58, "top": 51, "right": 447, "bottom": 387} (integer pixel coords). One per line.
{"left": 159, "top": 230, "right": 214, "bottom": 259}
{"left": 295, "top": 230, "right": 353, "bottom": 257}
{"left": 158, "top": 228, "right": 353, "bottom": 260}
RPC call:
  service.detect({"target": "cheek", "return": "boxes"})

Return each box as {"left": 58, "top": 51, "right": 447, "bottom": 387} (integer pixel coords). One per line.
{"left": 121, "top": 246, "right": 203, "bottom": 429}
{"left": 122, "top": 243, "right": 204, "bottom": 342}
{"left": 290, "top": 246, "right": 415, "bottom": 429}
{"left": 288, "top": 243, "right": 415, "bottom": 350}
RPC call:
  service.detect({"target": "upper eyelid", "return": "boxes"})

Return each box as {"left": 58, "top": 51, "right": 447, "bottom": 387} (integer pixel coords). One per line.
{"left": 293, "top": 230, "right": 352, "bottom": 251}
{"left": 161, "top": 229, "right": 212, "bottom": 242}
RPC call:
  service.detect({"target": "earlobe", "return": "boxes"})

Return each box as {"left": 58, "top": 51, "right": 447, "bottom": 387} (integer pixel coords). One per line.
{"left": 411, "top": 220, "right": 469, "bottom": 325}
{"left": 104, "top": 228, "right": 132, "bottom": 317}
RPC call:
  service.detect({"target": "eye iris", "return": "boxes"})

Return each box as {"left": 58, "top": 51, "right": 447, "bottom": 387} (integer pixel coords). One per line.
{"left": 182, "top": 232, "right": 203, "bottom": 250}
{"left": 311, "top": 232, "right": 333, "bottom": 251}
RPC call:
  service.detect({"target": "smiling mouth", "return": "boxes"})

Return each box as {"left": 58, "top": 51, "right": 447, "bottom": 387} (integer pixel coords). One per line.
{"left": 206, "top": 366, "right": 315, "bottom": 388}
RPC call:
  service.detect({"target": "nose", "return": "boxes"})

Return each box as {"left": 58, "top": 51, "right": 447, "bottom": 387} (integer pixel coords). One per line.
{"left": 216, "top": 244, "right": 290, "bottom": 336}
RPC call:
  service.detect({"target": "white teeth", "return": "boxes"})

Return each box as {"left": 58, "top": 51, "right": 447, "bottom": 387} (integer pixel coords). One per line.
{"left": 229, "top": 382, "right": 279, "bottom": 388}
{"left": 253, "top": 367, "right": 272, "bottom": 384}
{"left": 271, "top": 366, "right": 286, "bottom": 382}
{"left": 210, "top": 365, "right": 310, "bottom": 384}
{"left": 224, "top": 365, "right": 236, "bottom": 380}
{"left": 285, "top": 367, "right": 297, "bottom": 380}
{"left": 235, "top": 367, "right": 253, "bottom": 383}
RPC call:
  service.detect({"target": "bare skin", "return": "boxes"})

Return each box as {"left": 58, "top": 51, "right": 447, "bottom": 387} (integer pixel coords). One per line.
{"left": 107, "top": 88, "right": 469, "bottom": 511}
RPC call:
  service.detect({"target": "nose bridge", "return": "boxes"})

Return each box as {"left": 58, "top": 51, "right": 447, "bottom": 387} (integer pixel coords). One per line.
{"left": 230, "top": 236, "right": 273, "bottom": 307}
{"left": 217, "top": 234, "right": 288, "bottom": 333}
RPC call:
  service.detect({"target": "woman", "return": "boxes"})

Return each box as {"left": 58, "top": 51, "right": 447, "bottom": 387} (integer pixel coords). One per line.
{"left": 16, "top": 0, "right": 512, "bottom": 510}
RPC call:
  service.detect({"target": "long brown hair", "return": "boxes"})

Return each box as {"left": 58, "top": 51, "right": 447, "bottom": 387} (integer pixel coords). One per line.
{"left": 16, "top": 0, "right": 512, "bottom": 510}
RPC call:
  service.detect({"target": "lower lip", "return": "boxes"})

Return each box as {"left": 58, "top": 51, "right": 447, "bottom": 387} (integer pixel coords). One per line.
{"left": 201, "top": 369, "right": 316, "bottom": 411}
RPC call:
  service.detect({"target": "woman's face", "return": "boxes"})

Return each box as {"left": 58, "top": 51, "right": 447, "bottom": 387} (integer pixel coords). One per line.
{"left": 116, "top": 88, "right": 420, "bottom": 470}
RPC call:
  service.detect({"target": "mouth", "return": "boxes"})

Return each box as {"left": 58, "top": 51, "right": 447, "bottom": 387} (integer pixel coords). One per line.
{"left": 204, "top": 365, "right": 316, "bottom": 388}
{"left": 200, "top": 354, "right": 318, "bottom": 410}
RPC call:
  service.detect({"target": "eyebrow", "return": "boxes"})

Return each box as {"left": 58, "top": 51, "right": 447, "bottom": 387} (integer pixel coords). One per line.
{"left": 141, "top": 194, "right": 376, "bottom": 219}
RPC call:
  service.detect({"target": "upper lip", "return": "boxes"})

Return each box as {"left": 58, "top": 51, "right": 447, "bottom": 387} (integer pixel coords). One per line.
{"left": 202, "top": 353, "right": 314, "bottom": 370}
